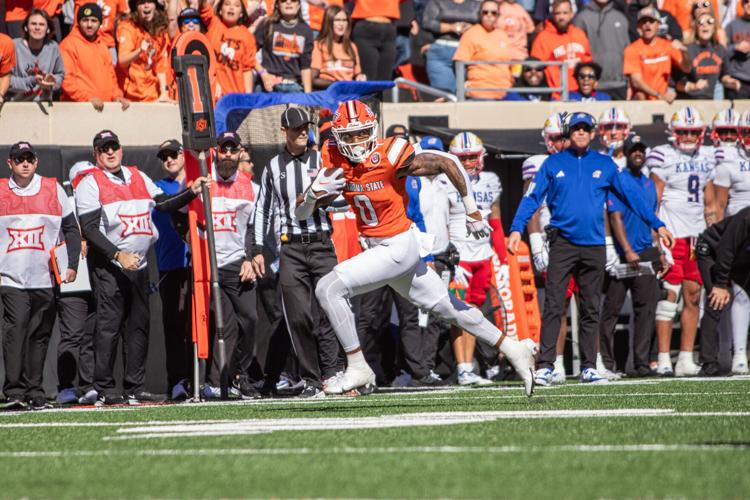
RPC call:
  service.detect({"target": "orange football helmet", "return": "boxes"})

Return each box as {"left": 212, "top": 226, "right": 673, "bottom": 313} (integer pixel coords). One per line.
{"left": 331, "top": 100, "right": 378, "bottom": 163}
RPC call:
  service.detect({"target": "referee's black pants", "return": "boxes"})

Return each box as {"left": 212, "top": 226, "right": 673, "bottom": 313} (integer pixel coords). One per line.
{"left": 539, "top": 236, "right": 605, "bottom": 370}
{"left": 279, "top": 237, "right": 344, "bottom": 387}
{"left": 1, "top": 287, "right": 56, "bottom": 400}
{"left": 55, "top": 291, "right": 96, "bottom": 394}
{"left": 422, "top": 254, "right": 453, "bottom": 372}
{"left": 90, "top": 253, "right": 150, "bottom": 397}
{"left": 159, "top": 268, "right": 192, "bottom": 390}
{"left": 207, "top": 262, "right": 258, "bottom": 388}
{"left": 598, "top": 247, "right": 660, "bottom": 373}
{"left": 254, "top": 267, "right": 292, "bottom": 383}
{"left": 357, "top": 286, "right": 427, "bottom": 380}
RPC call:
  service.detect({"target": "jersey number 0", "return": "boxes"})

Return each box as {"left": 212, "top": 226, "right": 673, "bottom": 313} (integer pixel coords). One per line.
{"left": 353, "top": 194, "right": 379, "bottom": 226}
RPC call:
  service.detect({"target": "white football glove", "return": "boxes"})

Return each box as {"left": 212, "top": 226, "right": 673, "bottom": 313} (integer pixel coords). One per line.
{"left": 465, "top": 215, "right": 492, "bottom": 240}
{"left": 605, "top": 236, "right": 620, "bottom": 276}
{"left": 453, "top": 265, "right": 473, "bottom": 287}
{"left": 661, "top": 242, "right": 674, "bottom": 266}
{"left": 309, "top": 167, "right": 345, "bottom": 199}
{"left": 529, "top": 232, "right": 548, "bottom": 273}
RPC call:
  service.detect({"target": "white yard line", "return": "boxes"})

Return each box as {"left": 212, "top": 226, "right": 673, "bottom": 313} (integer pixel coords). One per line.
{"left": 0, "top": 443, "right": 748, "bottom": 459}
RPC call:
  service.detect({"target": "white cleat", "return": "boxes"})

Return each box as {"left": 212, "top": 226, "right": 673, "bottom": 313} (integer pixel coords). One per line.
{"left": 501, "top": 337, "right": 536, "bottom": 397}
{"left": 551, "top": 366, "right": 566, "bottom": 385}
{"left": 323, "top": 371, "right": 344, "bottom": 395}
{"left": 675, "top": 358, "right": 701, "bottom": 377}
{"left": 340, "top": 364, "right": 377, "bottom": 394}
{"left": 457, "top": 371, "right": 493, "bottom": 386}
{"left": 732, "top": 353, "right": 749, "bottom": 375}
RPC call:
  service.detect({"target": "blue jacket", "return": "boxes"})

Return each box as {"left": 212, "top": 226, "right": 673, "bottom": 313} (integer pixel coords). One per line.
{"left": 510, "top": 148, "right": 665, "bottom": 245}
{"left": 406, "top": 175, "right": 434, "bottom": 262}
{"left": 153, "top": 177, "right": 190, "bottom": 272}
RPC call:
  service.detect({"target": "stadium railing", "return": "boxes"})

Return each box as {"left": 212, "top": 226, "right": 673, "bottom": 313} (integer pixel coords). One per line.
{"left": 389, "top": 77, "right": 458, "bottom": 103}
{"left": 455, "top": 60, "right": 569, "bottom": 101}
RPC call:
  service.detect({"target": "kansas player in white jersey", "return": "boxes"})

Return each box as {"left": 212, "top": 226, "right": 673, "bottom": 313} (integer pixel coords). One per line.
{"left": 440, "top": 132, "right": 504, "bottom": 386}
{"left": 597, "top": 107, "right": 631, "bottom": 171}
{"left": 713, "top": 109, "right": 750, "bottom": 374}
{"left": 646, "top": 106, "right": 718, "bottom": 377}
{"left": 522, "top": 113, "right": 570, "bottom": 383}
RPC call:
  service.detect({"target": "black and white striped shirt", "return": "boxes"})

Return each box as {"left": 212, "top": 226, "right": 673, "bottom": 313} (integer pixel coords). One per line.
{"left": 253, "top": 148, "right": 331, "bottom": 250}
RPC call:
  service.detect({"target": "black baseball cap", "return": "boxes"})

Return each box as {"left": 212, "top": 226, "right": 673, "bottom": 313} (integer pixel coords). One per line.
{"left": 281, "top": 107, "right": 313, "bottom": 129}
{"left": 386, "top": 124, "right": 409, "bottom": 138}
{"left": 9, "top": 141, "right": 37, "bottom": 161}
{"left": 217, "top": 131, "right": 242, "bottom": 148}
{"left": 157, "top": 139, "right": 182, "bottom": 159}
{"left": 93, "top": 130, "right": 120, "bottom": 149}
{"left": 78, "top": 2, "right": 103, "bottom": 23}
{"left": 624, "top": 134, "right": 648, "bottom": 155}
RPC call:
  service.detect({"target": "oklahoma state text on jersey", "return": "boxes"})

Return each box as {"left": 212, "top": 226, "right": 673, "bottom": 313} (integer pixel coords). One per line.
{"left": 322, "top": 136, "right": 416, "bottom": 238}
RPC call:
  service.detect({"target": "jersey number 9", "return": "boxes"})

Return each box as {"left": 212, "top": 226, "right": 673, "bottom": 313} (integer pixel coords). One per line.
{"left": 687, "top": 174, "right": 700, "bottom": 203}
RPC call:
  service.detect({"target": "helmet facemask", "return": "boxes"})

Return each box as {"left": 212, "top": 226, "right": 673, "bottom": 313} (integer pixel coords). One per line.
{"left": 456, "top": 151, "right": 484, "bottom": 175}
{"left": 598, "top": 122, "right": 630, "bottom": 150}
{"left": 672, "top": 127, "right": 705, "bottom": 154}
{"left": 333, "top": 122, "right": 377, "bottom": 163}
{"left": 711, "top": 127, "right": 739, "bottom": 148}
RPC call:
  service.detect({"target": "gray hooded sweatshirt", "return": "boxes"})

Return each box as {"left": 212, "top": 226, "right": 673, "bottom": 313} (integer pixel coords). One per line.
{"left": 573, "top": 0, "right": 629, "bottom": 91}
{"left": 9, "top": 38, "right": 65, "bottom": 101}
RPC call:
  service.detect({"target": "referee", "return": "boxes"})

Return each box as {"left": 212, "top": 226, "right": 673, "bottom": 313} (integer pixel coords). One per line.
{"left": 251, "top": 108, "right": 344, "bottom": 398}
{"left": 508, "top": 113, "right": 673, "bottom": 385}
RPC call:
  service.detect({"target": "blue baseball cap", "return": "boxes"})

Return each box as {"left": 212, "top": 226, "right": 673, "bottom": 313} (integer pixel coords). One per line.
{"left": 419, "top": 135, "right": 444, "bottom": 151}
{"left": 567, "top": 112, "right": 596, "bottom": 130}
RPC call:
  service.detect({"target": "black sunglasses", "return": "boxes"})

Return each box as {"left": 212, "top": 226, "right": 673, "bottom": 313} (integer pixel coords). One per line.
{"left": 481, "top": 9, "right": 499, "bottom": 15}
{"left": 220, "top": 144, "right": 241, "bottom": 154}
{"left": 158, "top": 151, "right": 179, "bottom": 161}
{"left": 12, "top": 154, "right": 36, "bottom": 164}
{"left": 577, "top": 72, "right": 597, "bottom": 80}
{"left": 97, "top": 143, "right": 121, "bottom": 153}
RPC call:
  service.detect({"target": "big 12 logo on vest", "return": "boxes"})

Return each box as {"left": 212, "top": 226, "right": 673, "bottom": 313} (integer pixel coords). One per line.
{"left": 7, "top": 226, "right": 45, "bottom": 252}
{"left": 212, "top": 211, "right": 237, "bottom": 232}
{"left": 119, "top": 212, "right": 153, "bottom": 238}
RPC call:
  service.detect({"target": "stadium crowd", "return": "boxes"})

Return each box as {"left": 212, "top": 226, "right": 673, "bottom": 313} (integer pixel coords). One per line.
{"left": 3, "top": 0, "right": 750, "bottom": 102}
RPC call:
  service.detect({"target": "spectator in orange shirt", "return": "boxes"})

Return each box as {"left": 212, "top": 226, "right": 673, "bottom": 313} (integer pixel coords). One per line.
{"left": 453, "top": 0, "right": 513, "bottom": 99}
{"left": 623, "top": 6, "right": 691, "bottom": 102}
{"left": 59, "top": 3, "right": 130, "bottom": 110}
{"left": 530, "top": 0, "right": 592, "bottom": 98}
{"left": 311, "top": 5, "right": 365, "bottom": 88}
{"left": 5, "top": 0, "right": 32, "bottom": 38}
{"left": 117, "top": 0, "right": 170, "bottom": 102}
{"left": 496, "top": 0, "right": 534, "bottom": 60}
{"left": 74, "top": 0, "right": 129, "bottom": 63}
{"left": 0, "top": 32, "right": 16, "bottom": 104}
{"left": 199, "top": 0, "right": 256, "bottom": 96}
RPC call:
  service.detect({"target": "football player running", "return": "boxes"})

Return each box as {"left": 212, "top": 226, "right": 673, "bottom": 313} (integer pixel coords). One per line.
{"left": 597, "top": 107, "right": 632, "bottom": 170}
{"left": 522, "top": 113, "right": 569, "bottom": 383}
{"left": 296, "top": 100, "right": 537, "bottom": 396}
{"left": 647, "top": 106, "right": 718, "bottom": 377}
{"left": 443, "top": 132, "right": 504, "bottom": 386}
{"left": 713, "top": 109, "right": 750, "bottom": 374}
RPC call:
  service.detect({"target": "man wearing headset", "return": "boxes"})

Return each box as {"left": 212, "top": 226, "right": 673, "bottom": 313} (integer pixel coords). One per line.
{"left": 509, "top": 112, "right": 673, "bottom": 385}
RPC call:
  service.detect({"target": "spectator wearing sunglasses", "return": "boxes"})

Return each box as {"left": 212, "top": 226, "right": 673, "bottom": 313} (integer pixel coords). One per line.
{"left": 724, "top": 0, "right": 750, "bottom": 98}
{"left": 503, "top": 56, "right": 551, "bottom": 101}
{"left": 152, "top": 139, "right": 192, "bottom": 401}
{"left": 682, "top": 0, "right": 727, "bottom": 45}
{"left": 663, "top": 0, "right": 720, "bottom": 32}
{"left": 677, "top": 12, "right": 736, "bottom": 99}
{"left": 454, "top": 0, "right": 513, "bottom": 100}
{"left": 74, "top": 129, "right": 210, "bottom": 405}
{"left": 624, "top": 0, "right": 682, "bottom": 42}
{"left": 567, "top": 61, "right": 611, "bottom": 101}
{"left": 167, "top": 5, "right": 204, "bottom": 37}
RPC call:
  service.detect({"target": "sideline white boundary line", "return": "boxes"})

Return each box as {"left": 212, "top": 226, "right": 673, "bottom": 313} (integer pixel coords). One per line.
{"left": 0, "top": 443, "right": 748, "bottom": 458}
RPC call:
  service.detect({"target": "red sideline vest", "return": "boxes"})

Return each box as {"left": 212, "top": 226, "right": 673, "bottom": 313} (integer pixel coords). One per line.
{"left": 92, "top": 167, "right": 157, "bottom": 269}
{"left": 0, "top": 176, "right": 62, "bottom": 289}
{"left": 208, "top": 170, "right": 256, "bottom": 269}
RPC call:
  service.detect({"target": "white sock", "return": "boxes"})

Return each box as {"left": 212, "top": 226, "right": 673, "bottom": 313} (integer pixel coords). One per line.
{"left": 554, "top": 355, "right": 564, "bottom": 372}
{"left": 658, "top": 352, "right": 672, "bottom": 367}
{"left": 458, "top": 362, "right": 473, "bottom": 374}
{"left": 346, "top": 350, "right": 368, "bottom": 369}
{"left": 731, "top": 284, "right": 750, "bottom": 355}
{"left": 678, "top": 351, "right": 694, "bottom": 363}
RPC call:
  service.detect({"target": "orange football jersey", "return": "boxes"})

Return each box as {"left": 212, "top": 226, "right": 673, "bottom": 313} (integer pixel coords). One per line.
{"left": 322, "top": 136, "right": 415, "bottom": 238}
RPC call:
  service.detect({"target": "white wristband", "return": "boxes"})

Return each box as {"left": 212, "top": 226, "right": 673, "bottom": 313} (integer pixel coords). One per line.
{"left": 529, "top": 232, "right": 544, "bottom": 255}
{"left": 605, "top": 236, "right": 614, "bottom": 246}
{"left": 462, "top": 195, "right": 478, "bottom": 214}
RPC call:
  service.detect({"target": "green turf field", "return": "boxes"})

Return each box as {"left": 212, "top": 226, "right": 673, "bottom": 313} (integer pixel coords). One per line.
{"left": 1, "top": 377, "right": 749, "bottom": 499}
